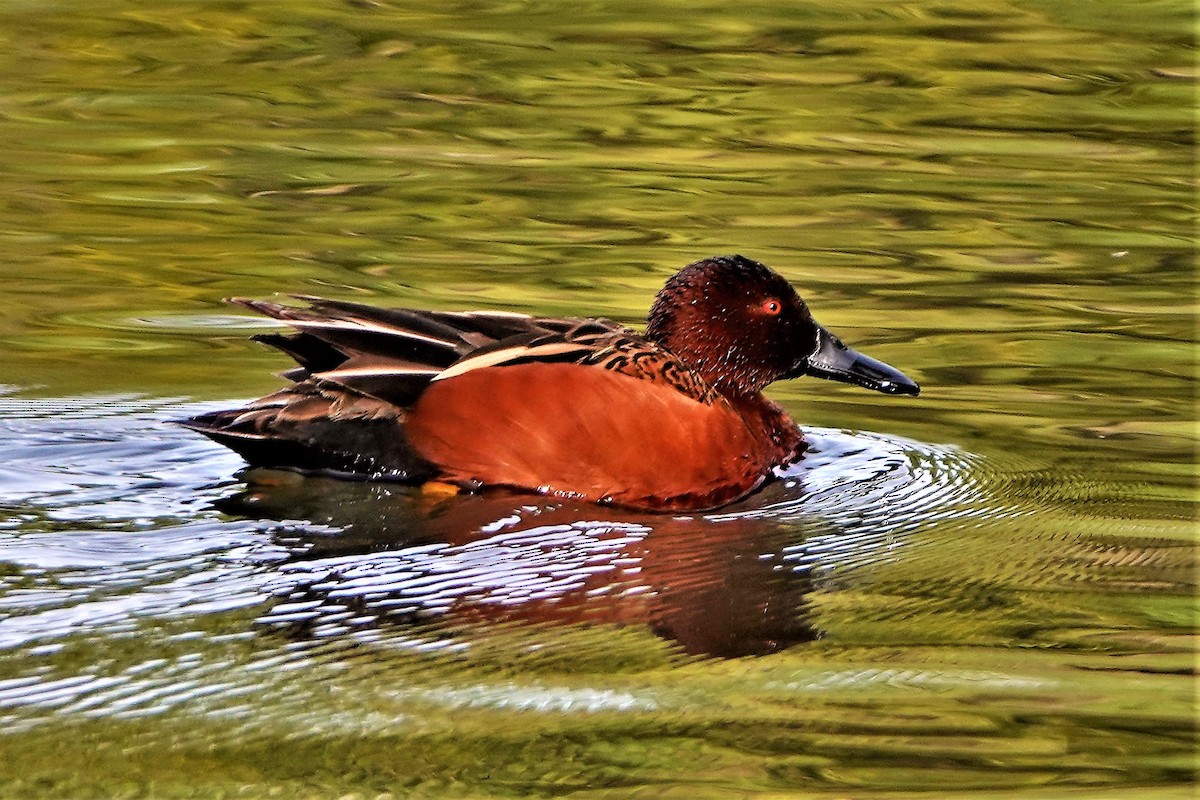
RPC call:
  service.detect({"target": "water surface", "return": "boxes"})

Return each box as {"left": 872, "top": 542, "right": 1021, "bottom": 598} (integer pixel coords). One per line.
{"left": 0, "top": 1, "right": 1193, "bottom": 798}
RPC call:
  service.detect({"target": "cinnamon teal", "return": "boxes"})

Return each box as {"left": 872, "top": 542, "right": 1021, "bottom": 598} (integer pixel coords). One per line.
{"left": 183, "top": 255, "right": 919, "bottom": 511}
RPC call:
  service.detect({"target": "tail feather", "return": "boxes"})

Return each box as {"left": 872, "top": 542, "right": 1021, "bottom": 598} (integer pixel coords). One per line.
{"left": 182, "top": 396, "right": 435, "bottom": 482}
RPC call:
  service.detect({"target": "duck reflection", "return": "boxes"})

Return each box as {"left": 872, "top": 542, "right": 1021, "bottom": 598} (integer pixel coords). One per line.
{"left": 219, "top": 472, "right": 828, "bottom": 658}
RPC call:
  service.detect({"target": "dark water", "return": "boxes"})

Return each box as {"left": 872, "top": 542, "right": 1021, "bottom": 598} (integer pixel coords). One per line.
{"left": 0, "top": 1, "right": 1194, "bottom": 798}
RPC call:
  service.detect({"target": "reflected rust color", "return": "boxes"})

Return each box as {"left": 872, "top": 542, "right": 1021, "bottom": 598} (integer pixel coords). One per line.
{"left": 224, "top": 480, "right": 819, "bottom": 658}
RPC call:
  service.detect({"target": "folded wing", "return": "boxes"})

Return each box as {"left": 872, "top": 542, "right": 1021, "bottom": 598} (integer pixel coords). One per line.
{"left": 181, "top": 296, "right": 634, "bottom": 480}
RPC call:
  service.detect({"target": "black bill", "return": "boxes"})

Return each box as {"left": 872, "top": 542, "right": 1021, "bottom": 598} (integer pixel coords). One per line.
{"left": 799, "top": 324, "right": 920, "bottom": 396}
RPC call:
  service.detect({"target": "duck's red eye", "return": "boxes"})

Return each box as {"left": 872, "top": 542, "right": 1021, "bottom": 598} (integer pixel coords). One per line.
{"left": 761, "top": 299, "right": 782, "bottom": 315}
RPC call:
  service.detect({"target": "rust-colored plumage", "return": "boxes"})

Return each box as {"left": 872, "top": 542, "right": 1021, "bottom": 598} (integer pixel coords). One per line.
{"left": 184, "top": 255, "right": 919, "bottom": 511}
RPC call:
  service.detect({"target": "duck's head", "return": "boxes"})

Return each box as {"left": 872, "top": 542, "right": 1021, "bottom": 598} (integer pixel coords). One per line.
{"left": 646, "top": 255, "right": 920, "bottom": 398}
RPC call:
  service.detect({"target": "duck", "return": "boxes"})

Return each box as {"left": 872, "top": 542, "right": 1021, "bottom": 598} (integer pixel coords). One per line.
{"left": 183, "top": 255, "right": 919, "bottom": 511}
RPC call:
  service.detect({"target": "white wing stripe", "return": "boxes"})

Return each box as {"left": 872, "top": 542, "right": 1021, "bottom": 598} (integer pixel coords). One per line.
{"left": 316, "top": 366, "right": 441, "bottom": 380}
{"left": 287, "top": 319, "right": 460, "bottom": 348}
{"left": 433, "top": 342, "right": 589, "bottom": 382}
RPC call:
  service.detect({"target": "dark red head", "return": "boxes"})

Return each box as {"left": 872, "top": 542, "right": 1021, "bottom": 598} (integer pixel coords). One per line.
{"left": 646, "top": 255, "right": 919, "bottom": 399}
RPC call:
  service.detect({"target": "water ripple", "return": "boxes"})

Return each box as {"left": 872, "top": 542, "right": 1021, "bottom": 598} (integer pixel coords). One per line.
{"left": 0, "top": 394, "right": 1189, "bottom": 734}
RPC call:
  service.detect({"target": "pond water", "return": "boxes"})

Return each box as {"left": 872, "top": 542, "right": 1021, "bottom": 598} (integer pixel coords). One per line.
{"left": 0, "top": 1, "right": 1194, "bottom": 798}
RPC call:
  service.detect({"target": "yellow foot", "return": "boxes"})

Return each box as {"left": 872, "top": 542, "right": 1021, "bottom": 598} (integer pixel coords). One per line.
{"left": 420, "top": 480, "right": 462, "bottom": 499}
